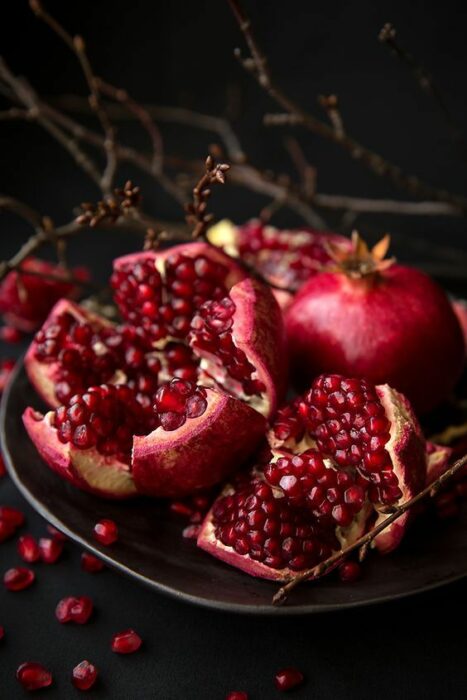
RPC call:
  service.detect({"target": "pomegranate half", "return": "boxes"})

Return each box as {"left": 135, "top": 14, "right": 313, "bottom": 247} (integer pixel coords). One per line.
{"left": 285, "top": 234, "right": 465, "bottom": 414}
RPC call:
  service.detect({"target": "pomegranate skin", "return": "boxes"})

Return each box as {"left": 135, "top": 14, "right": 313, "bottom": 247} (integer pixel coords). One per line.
{"left": 285, "top": 265, "right": 465, "bottom": 414}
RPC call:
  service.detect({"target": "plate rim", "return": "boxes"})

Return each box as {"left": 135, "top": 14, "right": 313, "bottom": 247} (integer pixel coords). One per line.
{"left": 2, "top": 359, "right": 467, "bottom": 616}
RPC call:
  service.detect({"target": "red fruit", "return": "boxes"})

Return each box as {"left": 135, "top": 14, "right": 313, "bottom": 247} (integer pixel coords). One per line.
{"left": 0, "top": 453, "right": 6, "bottom": 477}
{"left": 93, "top": 519, "right": 118, "bottom": 545}
{"left": 46, "top": 524, "right": 67, "bottom": 541}
{"left": 72, "top": 660, "right": 98, "bottom": 691}
{"left": 285, "top": 234, "right": 465, "bottom": 414}
{"left": 4, "top": 567, "right": 35, "bottom": 591}
{"left": 208, "top": 219, "right": 351, "bottom": 308}
{"left": 0, "top": 518, "right": 16, "bottom": 543}
{"left": 0, "top": 505, "right": 25, "bottom": 528}
{"left": 274, "top": 667, "right": 304, "bottom": 691}
{"left": 16, "top": 662, "right": 53, "bottom": 691}
{"left": 17, "top": 534, "right": 40, "bottom": 563}
{"left": 55, "top": 596, "right": 93, "bottom": 624}
{"left": 271, "top": 375, "right": 426, "bottom": 554}
{"left": 39, "top": 537, "right": 64, "bottom": 564}
{"left": 338, "top": 560, "right": 362, "bottom": 582}
{"left": 110, "top": 629, "right": 142, "bottom": 654}
{"left": 81, "top": 552, "right": 105, "bottom": 573}
{"left": 0, "top": 325, "right": 22, "bottom": 343}
{"left": 0, "top": 257, "right": 88, "bottom": 332}
{"left": 226, "top": 693, "right": 249, "bottom": 700}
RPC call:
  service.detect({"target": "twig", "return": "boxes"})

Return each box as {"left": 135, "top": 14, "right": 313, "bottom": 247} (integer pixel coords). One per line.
{"left": 273, "top": 452, "right": 467, "bottom": 606}
{"left": 228, "top": 0, "right": 467, "bottom": 212}
{"left": 30, "top": 0, "right": 117, "bottom": 193}
{"left": 318, "top": 94, "right": 345, "bottom": 138}
{"left": 379, "top": 23, "right": 465, "bottom": 152}
{"left": 185, "top": 156, "right": 230, "bottom": 239}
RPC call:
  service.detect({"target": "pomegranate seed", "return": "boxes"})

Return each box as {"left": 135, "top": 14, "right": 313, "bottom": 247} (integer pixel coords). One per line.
{"left": 72, "top": 660, "right": 98, "bottom": 690}
{"left": 39, "top": 537, "right": 64, "bottom": 564}
{"left": 274, "top": 667, "right": 304, "bottom": 691}
{"left": 55, "top": 596, "right": 93, "bottom": 624}
{"left": 0, "top": 454, "right": 6, "bottom": 477}
{"left": 338, "top": 560, "right": 362, "bottom": 583}
{"left": 93, "top": 519, "right": 118, "bottom": 545}
{"left": 226, "top": 693, "right": 249, "bottom": 700}
{"left": 46, "top": 524, "right": 67, "bottom": 541}
{"left": 81, "top": 552, "right": 105, "bottom": 573}
{"left": 4, "top": 567, "right": 35, "bottom": 591}
{"left": 17, "top": 534, "right": 41, "bottom": 563}
{"left": 170, "top": 501, "right": 194, "bottom": 518}
{"left": 182, "top": 524, "right": 201, "bottom": 539}
{"left": 0, "top": 505, "right": 25, "bottom": 528}
{"left": 0, "top": 325, "right": 22, "bottom": 343}
{"left": 111, "top": 629, "right": 142, "bottom": 654}
{"left": 16, "top": 662, "right": 53, "bottom": 691}
{"left": 0, "top": 518, "right": 16, "bottom": 543}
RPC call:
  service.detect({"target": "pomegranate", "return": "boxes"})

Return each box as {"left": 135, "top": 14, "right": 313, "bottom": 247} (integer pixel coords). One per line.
{"left": 4, "top": 567, "right": 35, "bottom": 591}
{"left": 16, "top": 662, "right": 53, "bottom": 691}
{"left": 110, "top": 629, "right": 142, "bottom": 654}
{"left": 199, "top": 374, "right": 426, "bottom": 579}
{"left": 17, "top": 534, "right": 41, "bottom": 563}
{"left": 285, "top": 233, "right": 465, "bottom": 414}
{"left": 0, "top": 505, "right": 25, "bottom": 528}
{"left": 55, "top": 596, "right": 93, "bottom": 624}
{"left": 72, "top": 660, "right": 98, "bottom": 691}
{"left": 0, "top": 257, "right": 88, "bottom": 331}
{"left": 93, "top": 519, "right": 118, "bottom": 545}
{"left": 208, "top": 219, "right": 351, "bottom": 307}
{"left": 39, "top": 537, "right": 64, "bottom": 564}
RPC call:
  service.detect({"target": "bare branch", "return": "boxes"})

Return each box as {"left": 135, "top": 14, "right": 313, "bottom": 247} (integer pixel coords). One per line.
{"left": 318, "top": 94, "right": 345, "bottom": 138}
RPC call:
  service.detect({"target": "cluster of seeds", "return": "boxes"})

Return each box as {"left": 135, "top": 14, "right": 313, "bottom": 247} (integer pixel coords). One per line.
{"left": 211, "top": 476, "right": 339, "bottom": 571}
{"left": 154, "top": 378, "right": 208, "bottom": 431}
{"left": 190, "top": 297, "right": 265, "bottom": 397}
{"left": 110, "top": 252, "right": 230, "bottom": 342}
{"left": 53, "top": 384, "right": 157, "bottom": 463}
{"left": 299, "top": 375, "right": 402, "bottom": 505}
{"left": 264, "top": 450, "right": 366, "bottom": 527}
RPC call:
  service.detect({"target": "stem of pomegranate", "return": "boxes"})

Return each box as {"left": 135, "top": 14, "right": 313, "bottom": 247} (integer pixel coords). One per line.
{"left": 273, "top": 452, "right": 467, "bottom": 606}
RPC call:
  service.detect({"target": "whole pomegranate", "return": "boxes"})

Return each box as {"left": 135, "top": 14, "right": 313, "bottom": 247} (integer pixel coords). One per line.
{"left": 285, "top": 233, "right": 465, "bottom": 414}
{"left": 0, "top": 257, "right": 89, "bottom": 331}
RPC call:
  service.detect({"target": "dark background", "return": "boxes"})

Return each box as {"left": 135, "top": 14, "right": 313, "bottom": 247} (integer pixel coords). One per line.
{"left": 1, "top": 1, "right": 467, "bottom": 698}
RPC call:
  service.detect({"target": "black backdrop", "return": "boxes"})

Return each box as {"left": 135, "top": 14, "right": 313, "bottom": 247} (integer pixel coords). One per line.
{"left": 1, "top": 1, "right": 467, "bottom": 698}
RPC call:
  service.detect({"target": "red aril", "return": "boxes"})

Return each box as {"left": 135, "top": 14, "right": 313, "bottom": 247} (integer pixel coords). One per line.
{"left": 226, "top": 693, "right": 249, "bottom": 700}
{"left": 55, "top": 596, "right": 93, "bottom": 624}
{"left": 93, "top": 519, "right": 118, "bottom": 545}
{"left": 0, "top": 325, "right": 22, "bottom": 343}
{"left": 338, "top": 560, "right": 362, "bottom": 582}
{"left": 0, "top": 518, "right": 16, "bottom": 543}
{"left": 0, "top": 625, "right": 4, "bottom": 641}
{"left": 4, "top": 567, "right": 35, "bottom": 591}
{"left": 111, "top": 629, "right": 142, "bottom": 654}
{"left": 81, "top": 552, "right": 105, "bottom": 573}
{"left": 72, "top": 660, "right": 98, "bottom": 691}
{"left": 285, "top": 233, "right": 465, "bottom": 414}
{"left": 0, "top": 453, "right": 6, "bottom": 477}
{"left": 46, "top": 524, "right": 67, "bottom": 541}
{"left": 39, "top": 537, "right": 64, "bottom": 564}
{"left": 17, "top": 534, "right": 40, "bottom": 563}
{"left": 0, "top": 505, "right": 25, "bottom": 528}
{"left": 16, "top": 662, "right": 53, "bottom": 691}
{"left": 274, "top": 667, "right": 304, "bottom": 691}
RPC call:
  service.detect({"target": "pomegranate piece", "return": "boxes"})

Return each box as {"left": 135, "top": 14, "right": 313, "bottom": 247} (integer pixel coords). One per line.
{"left": 39, "top": 537, "right": 64, "bottom": 564}
{"left": 72, "top": 660, "right": 98, "bottom": 691}
{"left": 285, "top": 233, "right": 465, "bottom": 414}
{"left": 4, "top": 567, "right": 35, "bottom": 591}
{"left": 0, "top": 518, "right": 16, "bottom": 543}
{"left": 93, "top": 519, "right": 118, "bottom": 545}
{"left": 55, "top": 595, "right": 93, "bottom": 624}
{"left": 208, "top": 219, "right": 351, "bottom": 306}
{"left": 17, "top": 534, "right": 41, "bottom": 563}
{"left": 81, "top": 551, "right": 105, "bottom": 573}
{"left": 226, "top": 693, "right": 249, "bottom": 700}
{"left": 0, "top": 505, "right": 25, "bottom": 528}
{"left": 338, "top": 560, "right": 362, "bottom": 582}
{"left": 274, "top": 667, "right": 304, "bottom": 691}
{"left": 111, "top": 628, "right": 142, "bottom": 654}
{"left": 0, "top": 257, "right": 88, "bottom": 332}
{"left": 16, "top": 662, "right": 53, "bottom": 691}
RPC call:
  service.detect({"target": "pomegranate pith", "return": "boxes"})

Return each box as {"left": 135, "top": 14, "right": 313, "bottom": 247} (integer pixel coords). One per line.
{"left": 93, "top": 519, "right": 118, "bottom": 545}
{"left": 16, "top": 662, "right": 53, "bottom": 691}
{"left": 4, "top": 567, "right": 35, "bottom": 591}
{"left": 72, "top": 660, "right": 98, "bottom": 691}
{"left": 274, "top": 667, "right": 304, "bottom": 691}
{"left": 111, "top": 629, "right": 142, "bottom": 654}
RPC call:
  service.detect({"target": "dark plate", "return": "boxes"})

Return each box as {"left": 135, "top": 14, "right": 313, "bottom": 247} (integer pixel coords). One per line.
{"left": 2, "top": 362, "right": 467, "bottom": 615}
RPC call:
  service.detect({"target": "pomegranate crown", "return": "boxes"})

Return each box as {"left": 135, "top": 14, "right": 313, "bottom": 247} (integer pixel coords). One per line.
{"left": 325, "top": 231, "right": 395, "bottom": 279}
